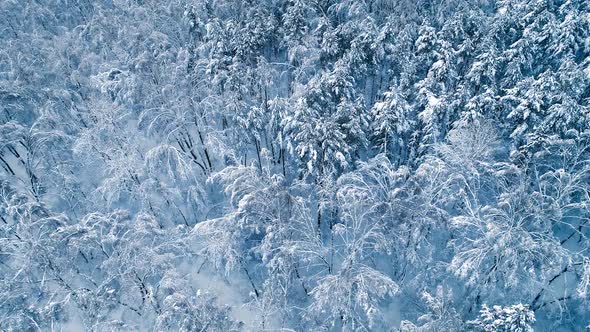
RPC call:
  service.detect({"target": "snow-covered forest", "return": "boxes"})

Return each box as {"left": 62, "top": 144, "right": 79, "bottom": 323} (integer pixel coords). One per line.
{"left": 1, "top": 0, "right": 589, "bottom": 330}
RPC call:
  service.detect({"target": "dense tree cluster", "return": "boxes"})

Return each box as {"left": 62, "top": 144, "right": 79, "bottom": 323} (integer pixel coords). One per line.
{"left": 1, "top": 0, "right": 589, "bottom": 330}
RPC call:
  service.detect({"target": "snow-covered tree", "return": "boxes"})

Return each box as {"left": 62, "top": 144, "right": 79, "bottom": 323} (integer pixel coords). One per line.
{"left": 469, "top": 304, "right": 535, "bottom": 332}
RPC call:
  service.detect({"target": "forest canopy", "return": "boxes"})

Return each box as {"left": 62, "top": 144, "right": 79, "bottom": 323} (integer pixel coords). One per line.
{"left": 1, "top": 0, "right": 590, "bottom": 331}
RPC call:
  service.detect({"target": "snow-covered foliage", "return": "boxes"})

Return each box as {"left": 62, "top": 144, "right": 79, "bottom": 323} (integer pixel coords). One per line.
{"left": 469, "top": 304, "right": 535, "bottom": 332}
{"left": 1, "top": 0, "right": 589, "bottom": 330}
